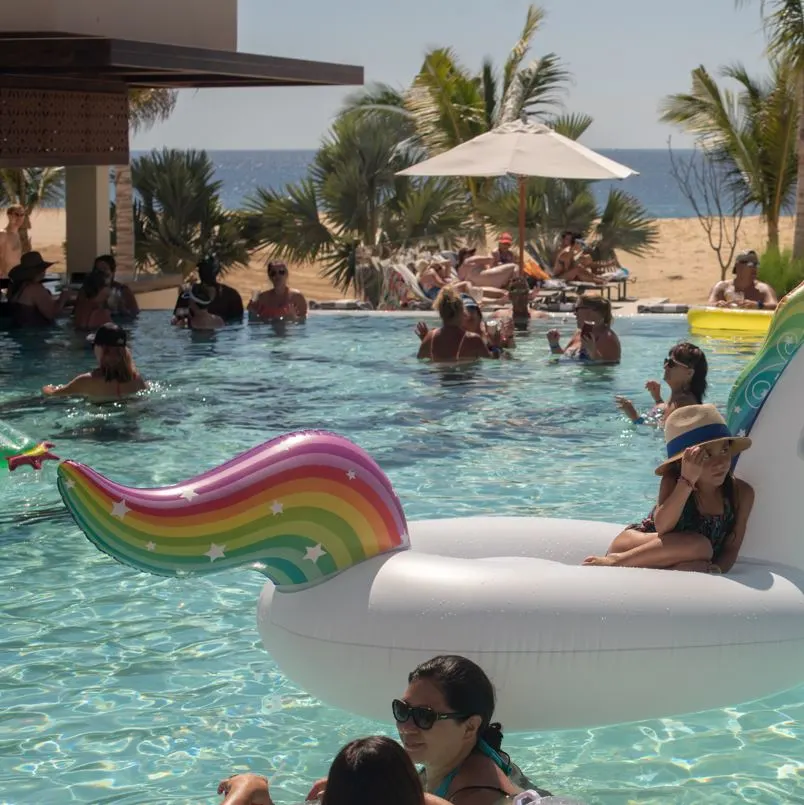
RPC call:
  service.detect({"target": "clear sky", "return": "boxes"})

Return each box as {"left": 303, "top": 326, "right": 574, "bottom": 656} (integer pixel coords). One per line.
{"left": 133, "top": 0, "right": 770, "bottom": 152}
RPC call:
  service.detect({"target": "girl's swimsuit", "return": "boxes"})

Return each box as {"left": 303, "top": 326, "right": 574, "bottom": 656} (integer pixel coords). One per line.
{"left": 429, "top": 740, "right": 552, "bottom": 802}
{"left": 421, "top": 284, "right": 440, "bottom": 300}
{"left": 630, "top": 475, "right": 737, "bottom": 558}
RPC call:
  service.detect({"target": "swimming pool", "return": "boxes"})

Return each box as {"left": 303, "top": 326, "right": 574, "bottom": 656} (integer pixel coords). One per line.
{"left": 1, "top": 313, "right": 799, "bottom": 805}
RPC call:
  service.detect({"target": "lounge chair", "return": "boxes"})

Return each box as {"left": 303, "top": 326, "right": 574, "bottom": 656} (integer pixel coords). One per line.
{"left": 373, "top": 259, "right": 433, "bottom": 309}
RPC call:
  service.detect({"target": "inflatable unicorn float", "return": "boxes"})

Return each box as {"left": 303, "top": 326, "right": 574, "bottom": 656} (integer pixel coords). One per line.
{"left": 52, "top": 284, "right": 804, "bottom": 731}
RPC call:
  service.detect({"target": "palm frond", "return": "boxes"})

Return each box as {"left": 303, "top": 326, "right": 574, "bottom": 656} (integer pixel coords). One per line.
{"left": 549, "top": 112, "right": 594, "bottom": 141}
{"left": 593, "top": 189, "right": 659, "bottom": 258}
{"left": 499, "top": 53, "right": 570, "bottom": 123}
{"left": 480, "top": 59, "right": 498, "bottom": 130}
{"left": 502, "top": 4, "right": 546, "bottom": 97}
{"left": 128, "top": 89, "right": 178, "bottom": 134}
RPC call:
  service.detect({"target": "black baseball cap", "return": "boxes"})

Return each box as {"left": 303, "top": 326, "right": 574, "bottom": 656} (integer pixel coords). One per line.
{"left": 89, "top": 323, "right": 127, "bottom": 347}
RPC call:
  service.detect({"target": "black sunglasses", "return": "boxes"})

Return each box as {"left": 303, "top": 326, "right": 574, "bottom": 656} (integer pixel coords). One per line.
{"left": 268, "top": 267, "right": 287, "bottom": 277}
{"left": 392, "top": 699, "right": 467, "bottom": 730}
{"left": 664, "top": 356, "right": 691, "bottom": 369}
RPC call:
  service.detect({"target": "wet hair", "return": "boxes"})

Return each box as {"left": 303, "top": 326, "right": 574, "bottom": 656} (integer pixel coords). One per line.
{"left": 435, "top": 287, "right": 465, "bottom": 325}
{"left": 561, "top": 230, "right": 577, "bottom": 243}
{"left": 670, "top": 342, "right": 708, "bottom": 403}
{"left": 94, "top": 254, "right": 117, "bottom": 274}
{"left": 322, "top": 736, "right": 424, "bottom": 805}
{"left": 408, "top": 655, "right": 507, "bottom": 758}
{"left": 576, "top": 294, "right": 613, "bottom": 327}
{"left": 97, "top": 344, "right": 137, "bottom": 383}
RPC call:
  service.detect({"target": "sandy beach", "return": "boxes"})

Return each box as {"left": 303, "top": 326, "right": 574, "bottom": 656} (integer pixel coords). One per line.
{"left": 24, "top": 209, "right": 791, "bottom": 305}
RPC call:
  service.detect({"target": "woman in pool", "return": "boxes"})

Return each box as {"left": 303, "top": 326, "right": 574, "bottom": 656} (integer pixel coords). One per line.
{"left": 220, "top": 655, "right": 551, "bottom": 805}
{"left": 416, "top": 295, "right": 511, "bottom": 356}
{"left": 417, "top": 288, "right": 491, "bottom": 361}
{"left": 73, "top": 266, "right": 114, "bottom": 331}
{"left": 185, "top": 285, "right": 225, "bottom": 330}
{"left": 248, "top": 261, "right": 308, "bottom": 321}
{"left": 616, "top": 342, "right": 708, "bottom": 425}
{"left": 7, "top": 252, "right": 72, "bottom": 328}
{"left": 583, "top": 405, "right": 754, "bottom": 573}
{"left": 42, "top": 323, "right": 146, "bottom": 402}
{"left": 220, "top": 736, "right": 432, "bottom": 805}
{"left": 546, "top": 295, "right": 620, "bottom": 364}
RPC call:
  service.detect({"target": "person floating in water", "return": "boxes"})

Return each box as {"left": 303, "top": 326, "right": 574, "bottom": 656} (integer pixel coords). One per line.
{"left": 42, "top": 323, "right": 146, "bottom": 402}
{"left": 616, "top": 342, "right": 708, "bottom": 425}
{"left": 584, "top": 405, "right": 754, "bottom": 573}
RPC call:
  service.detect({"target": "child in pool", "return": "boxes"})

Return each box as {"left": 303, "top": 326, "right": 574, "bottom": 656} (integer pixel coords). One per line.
{"left": 584, "top": 405, "right": 754, "bottom": 573}
{"left": 616, "top": 342, "right": 707, "bottom": 425}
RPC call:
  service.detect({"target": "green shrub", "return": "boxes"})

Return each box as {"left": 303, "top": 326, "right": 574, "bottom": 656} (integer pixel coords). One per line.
{"left": 758, "top": 249, "right": 804, "bottom": 296}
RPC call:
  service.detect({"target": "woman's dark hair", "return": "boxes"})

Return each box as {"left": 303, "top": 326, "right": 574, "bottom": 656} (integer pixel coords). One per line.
{"left": 456, "top": 247, "right": 476, "bottom": 268}
{"left": 408, "top": 655, "right": 505, "bottom": 755}
{"left": 670, "top": 342, "right": 708, "bottom": 402}
{"left": 577, "top": 294, "right": 613, "bottom": 327}
{"left": 561, "top": 230, "right": 577, "bottom": 243}
{"left": 321, "top": 736, "right": 424, "bottom": 805}
{"left": 94, "top": 254, "right": 117, "bottom": 274}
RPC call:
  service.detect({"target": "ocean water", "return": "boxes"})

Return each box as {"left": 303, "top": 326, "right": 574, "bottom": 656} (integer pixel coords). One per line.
{"left": 130, "top": 149, "right": 696, "bottom": 219}
{"left": 3, "top": 313, "right": 803, "bottom": 805}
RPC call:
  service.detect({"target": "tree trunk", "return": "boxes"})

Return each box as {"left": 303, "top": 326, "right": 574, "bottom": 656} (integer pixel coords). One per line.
{"left": 767, "top": 214, "right": 780, "bottom": 253}
{"left": 793, "top": 79, "right": 804, "bottom": 258}
{"left": 115, "top": 164, "right": 136, "bottom": 278}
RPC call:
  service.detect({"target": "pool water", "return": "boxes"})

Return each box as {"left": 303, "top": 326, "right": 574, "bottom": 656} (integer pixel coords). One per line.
{"left": 1, "top": 313, "right": 800, "bottom": 805}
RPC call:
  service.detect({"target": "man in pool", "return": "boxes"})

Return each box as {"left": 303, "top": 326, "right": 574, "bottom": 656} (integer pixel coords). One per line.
{"left": 707, "top": 251, "right": 778, "bottom": 310}
{"left": 173, "top": 256, "right": 243, "bottom": 325}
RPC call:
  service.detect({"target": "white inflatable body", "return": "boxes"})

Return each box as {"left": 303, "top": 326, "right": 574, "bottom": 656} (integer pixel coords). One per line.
{"left": 258, "top": 296, "right": 804, "bottom": 731}
{"left": 59, "top": 286, "right": 804, "bottom": 733}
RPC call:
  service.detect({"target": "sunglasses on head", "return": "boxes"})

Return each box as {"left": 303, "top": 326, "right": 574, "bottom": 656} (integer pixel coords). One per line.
{"left": 391, "top": 699, "right": 467, "bottom": 730}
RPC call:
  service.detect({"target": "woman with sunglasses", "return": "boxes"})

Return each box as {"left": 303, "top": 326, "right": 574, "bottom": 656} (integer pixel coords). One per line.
{"left": 219, "top": 656, "right": 553, "bottom": 805}
{"left": 248, "top": 260, "right": 307, "bottom": 322}
{"left": 616, "top": 342, "right": 707, "bottom": 425}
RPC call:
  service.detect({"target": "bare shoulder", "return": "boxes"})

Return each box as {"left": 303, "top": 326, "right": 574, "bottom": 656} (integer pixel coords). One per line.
{"left": 290, "top": 288, "right": 306, "bottom": 300}
{"left": 735, "top": 478, "right": 755, "bottom": 504}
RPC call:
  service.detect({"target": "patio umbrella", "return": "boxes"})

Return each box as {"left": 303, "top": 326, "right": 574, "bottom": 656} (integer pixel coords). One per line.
{"left": 397, "top": 119, "right": 638, "bottom": 273}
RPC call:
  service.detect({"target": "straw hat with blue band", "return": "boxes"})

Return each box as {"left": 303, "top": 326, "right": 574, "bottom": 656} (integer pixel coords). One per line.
{"left": 655, "top": 404, "right": 751, "bottom": 476}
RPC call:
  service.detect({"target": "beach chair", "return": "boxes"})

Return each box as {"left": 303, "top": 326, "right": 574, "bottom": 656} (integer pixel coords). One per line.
{"left": 374, "top": 259, "right": 433, "bottom": 309}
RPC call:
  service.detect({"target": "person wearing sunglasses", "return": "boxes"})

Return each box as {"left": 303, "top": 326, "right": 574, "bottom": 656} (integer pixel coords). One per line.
{"left": 0, "top": 205, "right": 25, "bottom": 279}
{"left": 220, "top": 656, "right": 555, "bottom": 805}
{"left": 248, "top": 260, "right": 308, "bottom": 322}
{"left": 616, "top": 342, "right": 708, "bottom": 426}
{"left": 707, "top": 251, "right": 778, "bottom": 311}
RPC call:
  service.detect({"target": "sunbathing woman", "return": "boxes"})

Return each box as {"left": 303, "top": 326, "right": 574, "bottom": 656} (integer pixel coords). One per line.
{"left": 418, "top": 258, "right": 472, "bottom": 301}
{"left": 616, "top": 342, "right": 707, "bottom": 425}
{"left": 42, "top": 323, "right": 146, "bottom": 402}
{"left": 584, "top": 405, "right": 754, "bottom": 573}
{"left": 455, "top": 237, "right": 519, "bottom": 291}
{"left": 553, "top": 232, "right": 604, "bottom": 285}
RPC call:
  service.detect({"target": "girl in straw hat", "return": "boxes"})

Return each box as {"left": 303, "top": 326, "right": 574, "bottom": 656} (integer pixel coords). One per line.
{"left": 584, "top": 405, "right": 754, "bottom": 573}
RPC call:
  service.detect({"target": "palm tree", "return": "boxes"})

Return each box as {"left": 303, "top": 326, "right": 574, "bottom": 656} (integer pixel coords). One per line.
{"left": 245, "top": 111, "right": 469, "bottom": 294}
{"left": 737, "top": 0, "right": 804, "bottom": 255}
{"left": 0, "top": 168, "right": 64, "bottom": 252}
{"left": 480, "top": 115, "right": 658, "bottom": 263}
{"left": 660, "top": 60, "right": 798, "bottom": 250}
{"left": 116, "top": 89, "right": 178, "bottom": 275}
{"left": 342, "top": 4, "right": 571, "bottom": 221}
{"left": 132, "top": 149, "right": 248, "bottom": 276}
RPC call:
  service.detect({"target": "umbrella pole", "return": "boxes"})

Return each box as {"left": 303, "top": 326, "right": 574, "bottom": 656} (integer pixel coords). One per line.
{"left": 518, "top": 176, "right": 525, "bottom": 275}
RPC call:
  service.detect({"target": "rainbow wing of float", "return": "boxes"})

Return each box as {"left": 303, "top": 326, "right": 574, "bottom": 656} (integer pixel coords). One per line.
{"left": 57, "top": 431, "right": 409, "bottom": 589}
{"left": 727, "top": 282, "right": 804, "bottom": 442}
